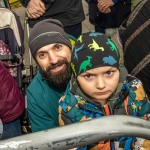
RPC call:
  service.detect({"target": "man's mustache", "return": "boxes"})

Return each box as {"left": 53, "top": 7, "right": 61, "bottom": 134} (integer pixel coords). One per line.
{"left": 46, "top": 59, "right": 67, "bottom": 72}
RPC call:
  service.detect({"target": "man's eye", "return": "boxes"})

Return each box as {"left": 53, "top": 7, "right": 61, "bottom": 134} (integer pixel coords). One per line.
{"left": 38, "top": 53, "right": 46, "bottom": 59}
{"left": 55, "top": 44, "right": 62, "bottom": 51}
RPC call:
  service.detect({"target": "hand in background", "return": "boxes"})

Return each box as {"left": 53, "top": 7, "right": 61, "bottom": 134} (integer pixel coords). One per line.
{"left": 26, "top": 0, "right": 46, "bottom": 19}
{"left": 97, "top": 0, "right": 114, "bottom": 13}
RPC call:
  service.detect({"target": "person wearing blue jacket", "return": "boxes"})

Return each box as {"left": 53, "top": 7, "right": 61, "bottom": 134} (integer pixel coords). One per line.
{"left": 27, "top": 18, "right": 72, "bottom": 132}
{"left": 59, "top": 32, "right": 150, "bottom": 149}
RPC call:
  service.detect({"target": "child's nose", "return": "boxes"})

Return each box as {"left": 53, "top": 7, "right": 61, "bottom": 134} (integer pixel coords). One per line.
{"left": 96, "top": 77, "right": 105, "bottom": 89}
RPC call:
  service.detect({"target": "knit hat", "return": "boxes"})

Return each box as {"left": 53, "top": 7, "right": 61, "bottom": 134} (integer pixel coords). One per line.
{"left": 29, "top": 19, "right": 72, "bottom": 60}
{"left": 71, "top": 32, "right": 120, "bottom": 76}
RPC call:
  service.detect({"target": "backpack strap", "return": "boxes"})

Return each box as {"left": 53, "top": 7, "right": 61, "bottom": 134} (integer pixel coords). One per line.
{"left": 4, "top": 29, "right": 9, "bottom": 47}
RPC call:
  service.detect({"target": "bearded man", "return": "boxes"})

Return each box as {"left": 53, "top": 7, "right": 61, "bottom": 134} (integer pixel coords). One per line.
{"left": 27, "top": 19, "right": 72, "bottom": 132}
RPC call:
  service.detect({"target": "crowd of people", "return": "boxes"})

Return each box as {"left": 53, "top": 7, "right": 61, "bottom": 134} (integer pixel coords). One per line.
{"left": 0, "top": 0, "right": 150, "bottom": 149}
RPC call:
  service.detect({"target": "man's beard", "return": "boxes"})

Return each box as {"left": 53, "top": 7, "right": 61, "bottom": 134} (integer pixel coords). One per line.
{"left": 42, "top": 59, "right": 71, "bottom": 89}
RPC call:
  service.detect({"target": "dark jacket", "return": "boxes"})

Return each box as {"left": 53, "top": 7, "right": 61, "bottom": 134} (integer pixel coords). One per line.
{"left": 20, "top": 0, "right": 85, "bottom": 27}
{"left": 0, "top": 62, "right": 25, "bottom": 123}
{"left": 119, "top": 0, "right": 150, "bottom": 99}
{"left": 88, "top": 0, "right": 131, "bottom": 28}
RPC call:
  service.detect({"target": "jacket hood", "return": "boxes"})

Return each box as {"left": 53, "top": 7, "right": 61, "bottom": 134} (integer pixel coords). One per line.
{"left": 70, "top": 64, "right": 128, "bottom": 109}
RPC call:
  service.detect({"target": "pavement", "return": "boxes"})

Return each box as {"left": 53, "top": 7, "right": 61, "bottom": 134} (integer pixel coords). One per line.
{"left": 12, "top": 0, "right": 94, "bottom": 73}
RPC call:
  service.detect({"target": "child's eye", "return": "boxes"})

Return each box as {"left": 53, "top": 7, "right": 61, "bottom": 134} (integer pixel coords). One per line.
{"left": 105, "top": 71, "right": 114, "bottom": 76}
{"left": 84, "top": 74, "right": 94, "bottom": 79}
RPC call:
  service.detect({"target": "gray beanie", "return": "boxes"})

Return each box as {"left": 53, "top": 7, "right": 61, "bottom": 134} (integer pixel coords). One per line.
{"left": 29, "top": 19, "right": 72, "bottom": 60}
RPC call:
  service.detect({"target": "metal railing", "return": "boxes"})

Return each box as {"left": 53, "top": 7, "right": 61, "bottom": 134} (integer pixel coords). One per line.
{"left": 0, "top": 115, "right": 150, "bottom": 150}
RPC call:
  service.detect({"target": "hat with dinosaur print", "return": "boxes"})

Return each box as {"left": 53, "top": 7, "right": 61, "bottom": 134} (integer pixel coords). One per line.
{"left": 71, "top": 32, "right": 120, "bottom": 76}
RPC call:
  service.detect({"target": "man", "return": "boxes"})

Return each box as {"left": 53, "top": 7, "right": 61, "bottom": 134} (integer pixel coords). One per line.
{"left": 20, "top": 0, "right": 85, "bottom": 38}
{"left": 27, "top": 19, "right": 72, "bottom": 132}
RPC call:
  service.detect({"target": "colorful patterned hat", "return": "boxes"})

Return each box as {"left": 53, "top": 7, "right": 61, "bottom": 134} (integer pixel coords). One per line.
{"left": 71, "top": 32, "right": 120, "bottom": 76}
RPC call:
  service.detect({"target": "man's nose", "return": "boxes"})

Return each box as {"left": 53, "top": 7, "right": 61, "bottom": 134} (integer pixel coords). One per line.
{"left": 48, "top": 51, "right": 58, "bottom": 64}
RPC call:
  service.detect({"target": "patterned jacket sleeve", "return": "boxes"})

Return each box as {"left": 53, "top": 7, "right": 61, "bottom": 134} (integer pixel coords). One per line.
{"left": 127, "top": 75, "right": 150, "bottom": 149}
{"left": 58, "top": 96, "right": 73, "bottom": 126}
{"left": 128, "top": 76, "right": 150, "bottom": 119}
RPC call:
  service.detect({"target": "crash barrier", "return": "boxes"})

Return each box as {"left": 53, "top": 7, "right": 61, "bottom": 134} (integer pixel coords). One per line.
{"left": 0, "top": 115, "right": 150, "bottom": 150}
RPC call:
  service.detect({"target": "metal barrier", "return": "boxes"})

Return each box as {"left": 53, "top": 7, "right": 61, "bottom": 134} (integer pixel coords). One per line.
{"left": 0, "top": 115, "right": 150, "bottom": 150}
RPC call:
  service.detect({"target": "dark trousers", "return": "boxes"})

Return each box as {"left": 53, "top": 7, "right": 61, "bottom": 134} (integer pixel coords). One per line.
{"left": 95, "top": 25, "right": 105, "bottom": 34}
{"left": 0, "top": 118, "right": 21, "bottom": 139}
{"left": 64, "top": 23, "right": 82, "bottom": 39}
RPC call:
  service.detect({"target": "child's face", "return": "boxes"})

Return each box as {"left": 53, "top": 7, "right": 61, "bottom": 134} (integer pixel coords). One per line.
{"left": 77, "top": 66, "right": 120, "bottom": 105}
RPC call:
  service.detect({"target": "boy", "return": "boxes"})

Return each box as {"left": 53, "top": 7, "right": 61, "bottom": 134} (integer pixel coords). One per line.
{"left": 59, "top": 32, "right": 150, "bottom": 149}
